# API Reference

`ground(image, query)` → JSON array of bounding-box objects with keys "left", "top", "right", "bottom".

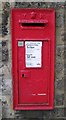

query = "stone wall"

[{"left": 0, "top": 1, "right": 66, "bottom": 120}]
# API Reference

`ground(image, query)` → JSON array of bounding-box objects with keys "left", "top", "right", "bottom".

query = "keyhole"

[{"left": 22, "top": 74, "right": 24, "bottom": 77}]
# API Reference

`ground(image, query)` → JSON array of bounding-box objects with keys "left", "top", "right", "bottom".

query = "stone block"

[
  {"left": 14, "top": 2, "right": 65, "bottom": 9},
  {"left": 15, "top": 110, "right": 43, "bottom": 119},
  {"left": 64, "top": 108, "right": 66, "bottom": 117},
  {"left": 55, "top": 45, "right": 64, "bottom": 80},
  {"left": 2, "top": 62, "right": 12, "bottom": 79},
  {"left": 2, "top": 41, "right": 9, "bottom": 62},
  {"left": 14, "top": 111, "right": 26, "bottom": 119},
  {"left": 43, "top": 108, "right": 64, "bottom": 119},
  {"left": 55, "top": 45, "right": 64, "bottom": 106},
  {"left": 55, "top": 93, "right": 64, "bottom": 106},
  {"left": 0, "top": 100, "right": 2, "bottom": 120},
  {"left": 0, "top": 41, "right": 2, "bottom": 62},
  {"left": 2, "top": 95, "right": 14, "bottom": 118},
  {"left": 56, "top": 8, "right": 64, "bottom": 28},
  {"left": 64, "top": 95, "right": 66, "bottom": 108},
  {"left": 63, "top": 44, "right": 66, "bottom": 103},
  {"left": 2, "top": 2, "right": 10, "bottom": 36},
  {"left": 2, "top": 79, "right": 12, "bottom": 95},
  {"left": 64, "top": 74, "right": 66, "bottom": 107},
  {"left": 56, "top": 27, "right": 64, "bottom": 45},
  {"left": 64, "top": 45, "right": 66, "bottom": 60},
  {"left": 55, "top": 79, "right": 64, "bottom": 91},
  {"left": 0, "top": 76, "right": 2, "bottom": 94}
]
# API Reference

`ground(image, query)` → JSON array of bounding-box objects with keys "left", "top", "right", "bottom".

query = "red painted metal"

[{"left": 11, "top": 8, "right": 55, "bottom": 110}]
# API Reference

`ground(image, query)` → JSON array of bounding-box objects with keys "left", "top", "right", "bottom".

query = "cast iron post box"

[{"left": 11, "top": 9, "right": 55, "bottom": 110}]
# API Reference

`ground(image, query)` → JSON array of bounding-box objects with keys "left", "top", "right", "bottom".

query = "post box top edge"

[{"left": 11, "top": 8, "right": 55, "bottom": 13}]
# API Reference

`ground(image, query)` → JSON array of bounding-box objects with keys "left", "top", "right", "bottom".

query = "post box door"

[
  {"left": 18, "top": 40, "right": 50, "bottom": 105},
  {"left": 12, "top": 8, "right": 55, "bottom": 110}
]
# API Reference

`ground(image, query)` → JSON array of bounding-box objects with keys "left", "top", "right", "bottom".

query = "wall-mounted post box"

[{"left": 11, "top": 9, "right": 55, "bottom": 110}]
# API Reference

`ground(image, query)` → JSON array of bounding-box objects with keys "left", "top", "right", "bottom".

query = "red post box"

[{"left": 11, "top": 8, "right": 55, "bottom": 110}]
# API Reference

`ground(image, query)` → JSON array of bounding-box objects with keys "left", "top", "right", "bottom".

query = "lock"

[
  {"left": 22, "top": 74, "right": 24, "bottom": 78},
  {"left": 21, "top": 70, "right": 30, "bottom": 78}
]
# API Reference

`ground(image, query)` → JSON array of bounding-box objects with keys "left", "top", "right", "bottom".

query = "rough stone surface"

[
  {"left": 2, "top": 41, "right": 9, "bottom": 62},
  {"left": 56, "top": 27, "right": 64, "bottom": 45},
  {"left": 55, "top": 46, "right": 64, "bottom": 79},
  {"left": 1, "top": 1, "right": 66, "bottom": 119},
  {"left": 2, "top": 95, "right": 14, "bottom": 118}
]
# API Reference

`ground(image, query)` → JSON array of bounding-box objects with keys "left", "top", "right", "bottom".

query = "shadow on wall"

[
  {"left": 2, "top": 2, "right": 10, "bottom": 36},
  {"left": 2, "top": 41, "right": 9, "bottom": 62}
]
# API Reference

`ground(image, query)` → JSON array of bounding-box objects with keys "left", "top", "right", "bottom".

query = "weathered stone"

[
  {"left": 64, "top": 108, "right": 66, "bottom": 117},
  {"left": 55, "top": 79, "right": 64, "bottom": 90},
  {"left": 0, "top": 62, "right": 3, "bottom": 78},
  {"left": 2, "top": 41, "right": 9, "bottom": 62},
  {"left": 0, "top": 76, "right": 2, "bottom": 94},
  {"left": 56, "top": 27, "right": 64, "bottom": 45},
  {"left": 55, "top": 45, "right": 64, "bottom": 107},
  {"left": 55, "top": 45, "right": 64, "bottom": 81},
  {"left": 15, "top": 2, "right": 65, "bottom": 9},
  {"left": 56, "top": 9, "right": 64, "bottom": 27},
  {"left": 64, "top": 11, "right": 66, "bottom": 41},
  {"left": 2, "top": 79, "right": 12, "bottom": 95},
  {"left": 60, "top": 44, "right": 66, "bottom": 105},
  {"left": 2, "top": 62, "right": 11, "bottom": 79},
  {"left": 2, "top": 2, "right": 10, "bottom": 36},
  {"left": 0, "top": 41, "right": 2, "bottom": 62},
  {"left": 55, "top": 93, "right": 64, "bottom": 106},
  {"left": 64, "top": 45, "right": 66, "bottom": 60},
  {"left": 2, "top": 95, "right": 15, "bottom": 118},
  {"left": 2, "top": 96, "right": 7, "bottom": 103},
  {"left": 64, "top": 74, "right": 66, "bottom": 107},
  {"left": 15, "top": 110, "right": 43, "bottom": 119},
  {"left": 0, "top": 100, "right": 2, "bottom": 120},
  {"left": 43, "top": 108, "right": 64, "bottom": 119}
]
